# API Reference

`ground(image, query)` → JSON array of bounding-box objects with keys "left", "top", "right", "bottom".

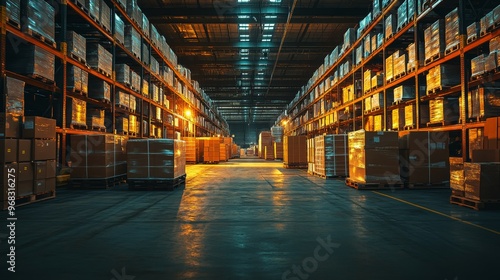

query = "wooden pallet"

[
  {"left": 115, "top": 104, "right": 130, "bottom": 111},
  {"left": 74, "top": 0, "right": 88, "bottom": 13},
  {"left": 3, "top": 191, "right": 56, "bottom": 210},
  {"left": 90, "top": 126, "right": 106, "bottom": 132},
  {"left": 69, "top": 52, "right": 88, "bottom": 65},
  {"left": 444, "top": 44, "right": 460, "bottom": 55},
  {"left": 394, "top": 71, "right": 407, "bottom": 80},
  {"left": 470, "top": 73, "right": 484, "bottom": 81},
  {"left": 6, "top": 17, "right": 21, "bottom": 29},
  {"left": 128, "top": 175, "right": 186, "bottom": 191},
  {"left": 407, "top": 66, "right": 416, "bottom": 73},
  {"left": 427, "top": 85, "right": 450, "bottom": 95},
  {"left": 96, "top": 98, "right": 111, "bottom": 104},
  {"left": 67, "top": 87, "right": 87, "bottom": 97},
  {"left": 371, "top": 106, "right": 381, "bottom": 112},
  {"left": 70, "top": 175, "right": 126, "bottom": 189},
  {"left": 203, "top": 161, "right": 220, "bottom": 164},
  {"left": 283, "top": 163, "right": 307, "bottom": 169},
  {"left": 424, "top": 53, "right": 441, "bottom": 66},
  {"left": 404, "top": 124, "right": 416, "bottom": 130},
  {"left": 128, "top": 132, "right": 138, "bottom": 137},
  {"left": 385, "top": 33, "right": 394, "bottom": 41},
  {"left": 450, "top": 195, "right": 500, "bottom": 211},
  {"left": 407, "top": 182, "right": 449, "bottom": 189},
  {"left": 467, "top": 35, "right": 478, "bottom": 44},
  {"left": 92, "top": 67, "right": 112, "bottom": 78},
  {"left": 117, "top": 130, "right": 129, "bottom": 135},
  {"left": 427, "top": 120, "right": 453, "bottom": 127},
  {"left": 28, "top": 74, "right": 56, "bottom": 85},
  {"left": 313, "top": 172, "right": 347, "bottom": 179},
  {"left": 345, "top": 178, "right": 404, "bottom": 190},
  {"left": 70, "top": 123, "right": 88, "bottom": 130},
  {"left": 24, "top": 29, "right": 57, "bottom": 48}
]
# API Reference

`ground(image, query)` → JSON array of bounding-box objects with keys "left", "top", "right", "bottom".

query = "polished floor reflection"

[{"left": 2, "top": 158, "right": 500, "bottom": 280}]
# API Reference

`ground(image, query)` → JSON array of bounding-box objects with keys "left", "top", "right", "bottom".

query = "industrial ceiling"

[{"left": 139, "top": 0, "right": 372, "bottom": 127}]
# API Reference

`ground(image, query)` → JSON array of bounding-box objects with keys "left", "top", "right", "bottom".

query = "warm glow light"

[
  {"left": 185, "top": 109, "right": 192, "bottom": 118},
  {"left": 282, "top": 120, "right": 288, "bottom": 125}
]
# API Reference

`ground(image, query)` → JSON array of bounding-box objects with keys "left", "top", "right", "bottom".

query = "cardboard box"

[
  {"left": 45, "top": 177, "right": 56, "bottom": 193},
  {"left": 34, "top": 161, "right": 47, "bottom": 180},
  {"left": 32, "top": 139, "right": 56, "bottom": 161},
  {"left": 0, "top": 139, "right": 17, "bottom": 163},
  {"left": 349, "top": 130, "right": 399, "bottom": 149},
  {"left": 22, "top": 116, "right": 56, "bottom": 139},
  {"left": 283, "top": 135, "right": 307, "bottom": 165},
  {"left": 18, "top": 139, "right": 31, "bottom": 162},
  {"left": 472, "top": 149, "right": 500, "bottom": 162},
  {"left": 0, "top": 114, "right": 20, "bottom": 138},
  {"left": 18, "top": 180, "right": 33, "bottom": 197},
  {"left": 484, "top": 116, "right": 500, "bottom": 149},
  {"left": 34, "top": 179, "right": 46, "bottom": 194},
  {"left": 46, "top": 159, "right": 57, "bottom": 178},
  {"left": 464, "top": 162, "right": 500, "bottom": 201},
  {"left": 18, "top": 162, "right": 33, "bottom": 182},
  {"left": 450, "top": 157, "right": 464, "bottom": 196}
]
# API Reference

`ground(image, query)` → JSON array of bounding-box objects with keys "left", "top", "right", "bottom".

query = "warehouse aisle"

[{"left": 3, "top": 159, "right": 500, "bottom": 280}]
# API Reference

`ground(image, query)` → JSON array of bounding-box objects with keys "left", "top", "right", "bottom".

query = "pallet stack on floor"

[
  {"left": 259, "top": 131, "right": 274, "bottom": 160},
  {"left": 127, "top": 139, "right": 186, "bottom": 190},
  {"left": 69, "top": 134, "right": 128, "bottom": 188},
  {"left": 283, "top": 135, "right": 307, "bottom": 169},
  {"left": 313, "top": 134, "right": 348, "bottom": 178}
]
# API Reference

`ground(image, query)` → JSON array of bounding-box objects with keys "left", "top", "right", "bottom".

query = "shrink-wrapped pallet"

[
  {"left": 115, "top": 90, "right": 130, "bottom": 109},
  {"left": 67, "top": 65, "right": 82, "bottom": 93},
  {"left": 3, "top": 77, "right": 25, "bottom": 117},
  {"left": 429, "top": 97, "right": 459, "bottom": 124},
  {"left": 99, "top": 0, "right": 111, "bottom": 32},
  {"left": 87, "top": 44, "right": 112, "bottom": 77},
  {"left": 397, "top": 0, "right": 408, "bottom": 30},
  {"left": 88, "top": 79, "right": 111, "bottom": 102},
  {"left": 67, "top": 31, "right": 87, "bottom": 62},
  {"left": 125, "top": 25, "right": 141, "bottom": 59},
  {"left": 6, "top": 0, "right": 21, "bottom": 27},
  {"left": 24, "top": 0, "right": 55, "bottom": 43},
  {"left": 66, "top": 97, "right": 86, "bottom": 127},
  {"left": 114, "top": 14, "right": 125, "bottom": 45},
  {"left": 393, "top": 85, "right": 415, "bottom": 103},
  {"left": 8, "top": 44, "right": 55, "bottom": 82},
  {"left": 445, "top": 8, "right": 460, "bottom": 52},
  {"left": 86, "top": 108, "right": 105, "bottom": 129},
  {"left": 450, "top": 157, "right": 464, "bottom": 196},
  {"left": 116, "top": 64, "right": 130, "bottom": 85},
  {"left": 471, "top": 54, "right": 485, "bottom": 78},
  {"left": 87, "top": 0, "right": 99, "bottom": 21}
]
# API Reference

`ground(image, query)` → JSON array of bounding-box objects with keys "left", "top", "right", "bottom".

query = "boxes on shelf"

[
  {"left": 116, "top": 64, "right": 130, "bottom": 85},
  {"left": 8, "top": 44, "right": 55, "bottom": 82},
  {"left": 86, "top": 108, "right": 105, "bottom": 129},
  {"left": 407, "top": 0, "right": 415, "bottom": 19},
  {"left": 127, "top": 139, "right": 185, "bottom": 180},
  {"left": 142, "top": 79, "right": 149, "bottom": 97},
  {"left": 2, "top": 76, "right": 25, "bottom": 117},
  {"left": 490, "top": 36, "right": 500, "bottom": 51},
  {"left": 471, "top": 54, "right": 485, "bottom": 78},
  {"left": 151, "top": 57, "right": 160, "bottom": 75},
  {"left": 450, "top": 157, "right": 465, "bottom": 196},
  {"left": 397, "top": 0, "right": 408, "bottom": 30},
  {"left": 363, "top": 70, "right": 372, "bottom": 93},
  {"left": 0, "top": 139, "right": 17, "bottom": 163},
  {"left": 385, "top": 54, "right": 394, "bottom": 82},
  {"left": 129, "top": 115, "right": 138, "bottom": 134},
  {"left": 429, "top": 97, "right": 460, "bottom": 124},
  {"left": 116, "top": 117, "right": 129, "bottom": 134},
  {"left": 371, "top": 93, "right": 384, "bottom": 109},
  {"left": 130, "top": 70, "right": 141, "bottom": 92},
  {"left": 385, "top": 14, "right": 395, "bottom": 40},
  {"left": 87, "top": 0, "right": 99, "bottom": 22},
  {"left": 125, "top": 25, "right": 141, "bottom": 59},
  {"left": 87, "top": 44, "right": 112, "bottom": 77},
  {"left": 6, "top": 0, "right": 21, "bottom": 27},
  {"left": 426, "top": 64, "right": 460, "bottom": 92},
  {"left": 81, "top": 70, "right": 88, "bottom": 94},
  {"left": 445, "top": 8, "right": 460, "bottom": 52},
  {"left": 348, "top": 130, "right": 401, "bottom": 184},
  {"left": 468, "top": 128, "right": 484, "bottom": 160},
  {"left": 484, "top": 51, "right": 497, "bottom": 72},
  {"left": 274, "top": 142, "right": 284, "bottom": 160},
  {"left": 391, "top": 108, "right": 405, "bottom": 130},
  {"left": 484, "top": 116, "right": 500, "bottom": 149},
  {"left": 114, "top": 13, "right": 125, "bottom": 45},
  {"left": 355, "top": 46, "right": 363, "bottom": 65},
  {"left": 142, "top": 13, "right": 150, "bottom": 37},
  {"left": 151, "top": 84, "right": 160, "bottom": 103},
  {"left": 142, "top": 42, "right": 150, "bottom": 65},
  {"left": 372, "top": 0, "right": 381, "bottom": 18},
  {"left": 373, "top": 114, "right": 383, "bottom": 131},
  {"left": 70, "top": 135, "right": 127, "bottom": 179},
  {"left": 66, "top": 97, "right": 87, "bottom": 128},
  {"left": 480, "top": 11, "right": 494, "bottom": 36},
  {"left": 99, "top": 0, "right": 111, "bottom": 32},
  {"left": 393, "top": 85, "right": 415, "bottom": 102},
  {"left": 23, "top": 0, "right": 55, "bottom": 44},
  {"left": 343, "top": 28, "right": 356, "bottom": 50},
  {"left": 424, "top": 19, "right": 445, "bottom": 62},
  {"left": 399, "top": 131, "right": 450, "bottom": 185},
  {"left": 467, "top": 22, "right": 479, "bottom": 43},
  {"left": 67, "top": 65, "right": 82, "bottom": 93},
  {"left": 393, "top": 52, "right": 407, "bottom": 77},
  {"left": 404, "top": 103, "right": 429, "bottom": 127},
  {"left": 468, "top": 86, "right": 500, "bottom": 119},
  {"left": 88, "top": 78, "right": 111, "bottom": 102},
  {"left": 150, "top": 24, "right": 160, "bottom": 47},
  {"left": 464, "top": 162, "right": 500, "bottom": 201},
  {"left": 67, "top": 31, "right": 86, "bottom": 63},
  {"left": 371, "top": 73, "right": 383, "bottom": 89}
]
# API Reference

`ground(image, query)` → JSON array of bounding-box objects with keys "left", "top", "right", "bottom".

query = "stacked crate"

[
  {"left": 393, "top": 85, "right": 415, "bottom": 103},
  {"left": 274, "top": 142, "right": 284, "bottom": 160},
  {"left": 468, "top": 86, "right": 500, "bottom": 120},
  {"left": 114, "top": 14, "right": 125, "bottom": 45},
  {"left": 22, "top": 117, "right": 57, "bottom": 196},
  {"left": 393, "top": 50, "right": 407, "bottom": 77},
  {"left": 8, "top": 44, "right": 55, "bottom": 82},
  {"left": 70, "top": 135, "right": 127, "bottom": 181},
  {"left": 86, "top": 107, "right": 105, "bottom": 130},
  {"left": 314, "top": 134, "right": 348, "bottom": 178},
  {"left": 23, "top": 0, "right": 56, "bottom": 45},
  {"left": 6, "top": 0, "right": 21, "bottom": 28},
  {"left": 307, "top": 138, "right": 315, "bottom": 173},
  {"left": 444, "top": 8, "right": 460, "bottom": 53},
  {"left": 66, "top": 97, "right": 87, "bottom": 128},
  {"left": 283, "top": 135, "right": 307, "bottom": 168},
  {"left": 127, "top": 139, "right": 186, "bottom": 186},
  {"left": 100, "top": 0, "right": 111, "bottom": 32},
  {"left": 391, "top": 108, "right": 405, "bottom": 130},
  {"left": 116, "top": 64, "right": 131, "bottom": 86},
  {"left": 125, "top": 24, "right": 141, "bottom": 59},
  {"left": 424, "top": 19, "right": 445, "bottom": 64},
  {"left": 203, "top": 137, "right": 220, "bottom": 163},
  {"left": 464, "top": 162, "right": 500, "bottom": 202},
  {"left": 87, "top": 44, "right": 113, "bottom": 77},
  {"left": 426, "top": 64, "right": 460, "bottom": 93},
  {"left": 398, "top": 131, "right": 450, "bottom": 186},
  {"left": 450, "top": 157, "right": 465, "bottom": 197},
  {"left": 385, "top": 14, "right": 395, "bottom": 40},
  {"left": 428, "top": 97, "right": 459, "bottom": 124},
  {"left": 67, "top": 31, "right": 87, "bottom": 63},
  {"left": 258, "top": 131, "right": 273, "bottom": 159},
  {"left": 88, "top": 77, "right": 111, "bottom": 102},
  {"left": 347, "top": 130, "right": 401, "bottom": 185},
  {"left": 396, "top": 0, "right": 408, "bottom": 30}
]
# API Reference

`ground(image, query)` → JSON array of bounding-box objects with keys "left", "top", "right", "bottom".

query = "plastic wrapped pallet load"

[
  {"left": 385, "top": 14, "right": 395, "bottom": 40},
  {"left": 363, "top": 70, "right": 371, "bottom": 93},
  {"left": 87, "top": 0, "right": 99, "bottom": 21},
  {"left": 125, "top": 25, "right": 141, "bottom": 59},
  {"left": 468, "top": 86, "right": 500, "bottom": 119},
  {"left": 115, "top": 90, "right": 130, "bottom": 109},
  {"left": 450, "top": 157, "right": 465, "bottom": 196},
  {"left": 429, "top": 97, "right": 459, "bottom": 124},
  {"left": 3, "top": 77, "right": 25, "bottom": 117},
  {"left": 67, "top": 31, "right": 87, "bottom": 62},
  {"left": 24, "top": 0, "right": 55, "bottom": 43},
  {"left": 66, "top": 97, "right": 87, "bottom": 127},
  {"left": 314, "top": 135, "right": 348, "bottom": 177},
  {"left": 86, "top": 108, "right": 105, "bottom": 130},
  {"left": 347, "top": 130, "right": 401, "bottom": 185},
  {"left": 8, "top": 44, "right": 55, "bottom": 81},
  {"left": 127, "top": 139, "right": 186, "bottom": 181},
  {"left": 259, "top": 131, "right": 272, "bottom": 159},
  {"left": 116, "top": 64, "right": 130, "bottom": 85},
  {"left": 87, "top": 44, "right": 112, "bottom": 77},
  {"left": 397, "top": 0, "right": 408, "bottom": 30},
  {"left": 385, "top": 54, "right": 394, "bottom": 82},
  {"left": 467, "top": 22, "right": 479, "bottom": 43},
  {"left": 393, "top": 85, "right": 415, "bottom": 103},
  {"left": 70, "top": 135, "right": 128, "bottom": 180},
  {"left": 88, "top": 78, "right": 111, "bottom": 102},
  {"left": 445, "top": 8, "right": 460, "bottom": 53},
  {"left": 114, "top": 14, "right": 125, "bottom": 45},
  {"left": 398, "top": 131, "right": 450, "bottom": 185},
  {"left": 484, "top": 52, "right": 498, "bottom": 72},
  {"left": 274, "top": 142, "right": 284, "bottom": 159},
  {"left": 99, "top": 0, "right": 111, "bottom": 32},
  {"left": 391, "top": 108, "right": 404, "bottom": 130},
  {"left": 464, "top": 162, "right": 500, "bottom": 201},
  {"left": 6, "top": 0, "right": 21, "bottom": 27},
  {"left": 182, "top": 137, "right": 197, "bottom": 163},
  {"left": 283, "top": 135, "right": 307, "bottom": 168}
]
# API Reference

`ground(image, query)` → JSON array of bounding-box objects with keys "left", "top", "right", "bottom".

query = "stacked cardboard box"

[
  {"left": 391, "top": 108, "right": 405, "bottom": 130},
  {"left": 87, "top": 108, "right": 105, "bottom": 130},
  {"left": 22, "top": 117, "right": 57, "bottom": 195},
  {"left": 424, "top": 19, "right": 445, "bottom": 62},
  {"left": 88, "top": 78, "right": 111, "bottom": 102},
  {"left": 314, "top": 135, "right": 348, "bottom": 177},
  {"left": 397, "top": 0, "right": 408, "bottom": 30},
  {"left": 426, "top": 64, "right": 460, "bottom": 93},
  {"left": 483, "top": 116, "right": 500, "bottom": 150},
  {"left": 468, "top": 86, "right": 500, "bottom": 120},
  {"left": 264, "top": 146, "right": 274, "bottom": 160},
  {"left": 307, "top": 138, "right": 315, "bottom": 173},
  {"left": 398, "top": 131, "right": 450, "bottom": 185},
  {"left": 283, "top": 135, "right": 307, "bottom": 167},
  {"left": 393, "top": 85, "right": 415, "bottom": 103},
  {"left": 259, "top": 131, "right": 272, "bottom": 159},
  {"left": 464, "top": 163, "right": 500, "bottom": 201},
  {"left": 274, "top": 142, "right": 284, "bottom": 160},
  {"left": 70, "top": 134, "right": 127, "bottom": 180},
  {"left": 87, "top": 44, "right": 112, "bottom": 77},
  {"left": 183, "top": 137, "right": 197, "bottom": 163},
  {"left": 202, "top": 137, "right": 220, "bottom": 162},
  {"left": 6, "top": 0, "right": 21, "bottom": 27},
  {"left": 348, "top": 130, "right": 401, "bottom": 184},
  {"left": 404, "top": 103, "right": 429, "bottom": 127},
  {"left": 219, "top": 143, "right": 228, "bottom": 161},
  {"left": 127, "top": 139, "right": 185, "bottom": 180},
  {"left": 445, "top": 8, "right": 460, "bottom": 53},
  {"left": 67, "top": 31, "right": 86, "bottom": 63},
  {"left": 8, "top": 44, "right": 55, "bottom": 82},
  {"left": 429, "top": 97, "right": 459, "bottom": 124},
  {"left": 450, "top": 157, "right": 465, "bottom": 196},
  {"left": 100, "top": 0, "right": 111, "bottom": 32},
  {"left": 116, "top": 64, "right": 131, "bottom": 86},
  {"left": 23, "top": 0, "right": 55, "bottom": 44}
]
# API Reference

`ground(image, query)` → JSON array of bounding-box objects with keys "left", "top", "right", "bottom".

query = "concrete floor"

[{"left": 1, "top": 158, "right": 500, "bottom": 280}]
